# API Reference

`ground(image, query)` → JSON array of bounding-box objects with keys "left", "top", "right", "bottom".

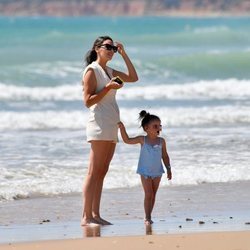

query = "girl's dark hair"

[
  {"left": 139, "top": 110, "right": 161, "bottom": 129},
  {"left": 85, "top": 36, "right": 113, "bottom": 66}
]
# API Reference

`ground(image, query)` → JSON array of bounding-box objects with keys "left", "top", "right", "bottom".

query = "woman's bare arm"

[
  {"left": 113, "top": 43, "right": 138, "bottom": 83},
  {"left": 83, "top": 69, "right": 122, "bottom": 108}
]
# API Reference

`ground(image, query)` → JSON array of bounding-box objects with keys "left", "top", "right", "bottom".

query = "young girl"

[{"left": 118, "top": 110, "right": 172, "bottom": 225}]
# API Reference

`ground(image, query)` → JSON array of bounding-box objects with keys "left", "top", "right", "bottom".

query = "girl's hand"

[
  {"left": 117, "top": 121, "right": 125, "bottom": 129},
  {"left": 167, "top": 169, "right": 172, "bottom": 180}
]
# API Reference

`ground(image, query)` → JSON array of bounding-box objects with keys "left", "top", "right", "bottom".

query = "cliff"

[{"left": 0, "top": 0, "right": 250, "bottom": 16}]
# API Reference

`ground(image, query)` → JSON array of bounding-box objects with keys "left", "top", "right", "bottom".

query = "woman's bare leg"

[
  {"left": 81, "top": 143, "right": 99, "bottom": 226},
  {"left": 92, "top": 142, "right": 116, "bottom": 225},
  {"left": 81, "top": 141, "right": 115, "bottom": 226}
]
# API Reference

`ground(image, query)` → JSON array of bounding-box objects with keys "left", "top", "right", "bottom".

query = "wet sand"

[
  {"left": 0, "top": 181, "right": 250, "bottom": 244},
  {"left": 1, "top": 231, "right": 250, "bottom": 250}
]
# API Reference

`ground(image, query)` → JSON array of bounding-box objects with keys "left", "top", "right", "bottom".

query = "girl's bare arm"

[
  {"left": 118, "top": 122, "right": 143, "bottom": 145},
  {"left": 162, "top": 138, "right": 172, "bottom": 180}
]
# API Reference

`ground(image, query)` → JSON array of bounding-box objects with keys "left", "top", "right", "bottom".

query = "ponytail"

[
  {"left": 85, "top": 49, "right": 97, "bottom": 66},
  {"left": 139, "top": 110, "right": 160, "bottom": 129},
  {"left": 139, "top": 110, "right": 149, "bottom": 120}
]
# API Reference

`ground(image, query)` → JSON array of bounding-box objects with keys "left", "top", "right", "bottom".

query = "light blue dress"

[{"left": 137, "top": 136, "right": 165, "bottom": 178}]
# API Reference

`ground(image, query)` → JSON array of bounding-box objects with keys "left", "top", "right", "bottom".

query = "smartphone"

[{"left": 113, "top": 76, "right": 124, "bottom": 84}]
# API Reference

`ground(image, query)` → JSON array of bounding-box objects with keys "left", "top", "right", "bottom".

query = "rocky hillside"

[{"left": 0, "top": 0, "right": 249, "bottom": 16}]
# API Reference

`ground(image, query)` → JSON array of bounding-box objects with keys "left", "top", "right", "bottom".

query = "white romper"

[{"left": 83, "top": 61, "right": 120, "bottom": 142}]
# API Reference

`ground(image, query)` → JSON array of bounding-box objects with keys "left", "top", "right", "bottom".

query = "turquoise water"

[
  {"left": 0, "top": 16, "right": 250, "bottom": 200},
  {"left": 1, "top": 16, "right": 250, "bottom": 84}
]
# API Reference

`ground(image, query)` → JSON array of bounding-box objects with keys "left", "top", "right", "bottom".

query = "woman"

[{"left": 81, "top": 36, "right": 138, "bottom": 226}]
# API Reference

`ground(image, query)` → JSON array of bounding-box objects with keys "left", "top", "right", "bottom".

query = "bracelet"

[{"left": 166, "top": 165, "right": 171, "bottom": 170}]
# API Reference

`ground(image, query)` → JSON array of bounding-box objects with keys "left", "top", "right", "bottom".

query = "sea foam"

[
  {"left": 1, "top": 105, "right": 250, "bottom": 131},
  {"left": 1, "top": 153, "right": 249, "bottom": 201},
  {"left": 1, "top": 79, "right": 250, "bottom": 101}
]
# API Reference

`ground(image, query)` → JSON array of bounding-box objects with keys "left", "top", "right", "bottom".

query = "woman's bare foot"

[
  {"left": 81, "top": 218, "right": 99, "bottom": 226},
  {"left": 93, "top": 216, "right": 112, "bottom": 225}
]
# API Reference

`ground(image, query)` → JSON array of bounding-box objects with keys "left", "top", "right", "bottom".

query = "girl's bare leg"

[
  {"left": 140, "top": 176, "right": 153, "bottom": 223},
  {"left": 140, "top": 176, "right": 161, "bottom": 224},
  {"left": 81, "top": 141, "right": 116, "bottom": 226},
  {"left": 151, "top": 177, "right": 161, "bottom": 215}
]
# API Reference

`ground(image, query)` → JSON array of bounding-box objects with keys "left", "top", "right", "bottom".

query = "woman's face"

[{"left": 96, "top": 39, "right": 117, "bottom": 61}]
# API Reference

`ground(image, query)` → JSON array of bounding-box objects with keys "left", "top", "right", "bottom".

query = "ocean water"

[{"left": 0, "top": 16, "right": 250, "bottom": 201}]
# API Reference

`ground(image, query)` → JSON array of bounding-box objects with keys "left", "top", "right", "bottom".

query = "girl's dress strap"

[{"left": 160, "top": 137, "right": 162, "bottom": 146}]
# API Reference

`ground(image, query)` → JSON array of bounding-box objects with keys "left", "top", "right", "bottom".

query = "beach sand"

[
  {"left": 0, "top": 231, "right": 250, "bottom": 250},
  {"left": 0, "top": 181, "right": 250, "bottom": 248}
]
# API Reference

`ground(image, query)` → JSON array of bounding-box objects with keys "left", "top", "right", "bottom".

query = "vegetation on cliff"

[{"left": 0, "top": 0, "right": 249, "bottom": 16}]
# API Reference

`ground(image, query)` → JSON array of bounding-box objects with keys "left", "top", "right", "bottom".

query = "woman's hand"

[
  {"left": 106, "top": 78, "right": 123, "bottom": 90},
  {"left": 115, "top": 41, "right": 126, "bottom": 56}
]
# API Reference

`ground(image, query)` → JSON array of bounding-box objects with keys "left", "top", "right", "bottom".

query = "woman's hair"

[
  {"left": 85, "top": 36, "right": 113, "bottom": 66},
  {"left": 139, "top": 110, "right": 161, "bottom": 129}
]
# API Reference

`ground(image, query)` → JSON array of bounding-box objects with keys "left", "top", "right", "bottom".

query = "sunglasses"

[{"left": 99, "top": 44, "right": 118, "bottom": 53}]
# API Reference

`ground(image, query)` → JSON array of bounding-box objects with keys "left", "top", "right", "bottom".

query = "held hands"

[{"left": 117, "top": 121, "right": 125, "bottom": 129}]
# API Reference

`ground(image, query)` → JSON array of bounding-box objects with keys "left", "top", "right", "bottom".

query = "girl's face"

[
  {"left": 96, "top": 39, "right": 117, "bottom": 61},
  {"left": 144, "top": 119, "right": 162, "bottom": 137}
]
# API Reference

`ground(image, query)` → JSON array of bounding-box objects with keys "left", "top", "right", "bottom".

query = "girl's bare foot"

[
  {"left": 93, "top": 216, "right": 112, "bottom": 225},
  {"left": 144, "top": 219, "right": 153, "bottom": 225},
  {"left": 81, "top": 218, "right": 99, "bottom": 226}
]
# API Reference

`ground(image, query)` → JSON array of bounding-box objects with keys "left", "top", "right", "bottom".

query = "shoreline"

[
  {"left": 1, "top": 218, "right": 250, "bottom": 244},
  {"left": 1, "top": 181, "right": 250, "bottom": 244}
]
